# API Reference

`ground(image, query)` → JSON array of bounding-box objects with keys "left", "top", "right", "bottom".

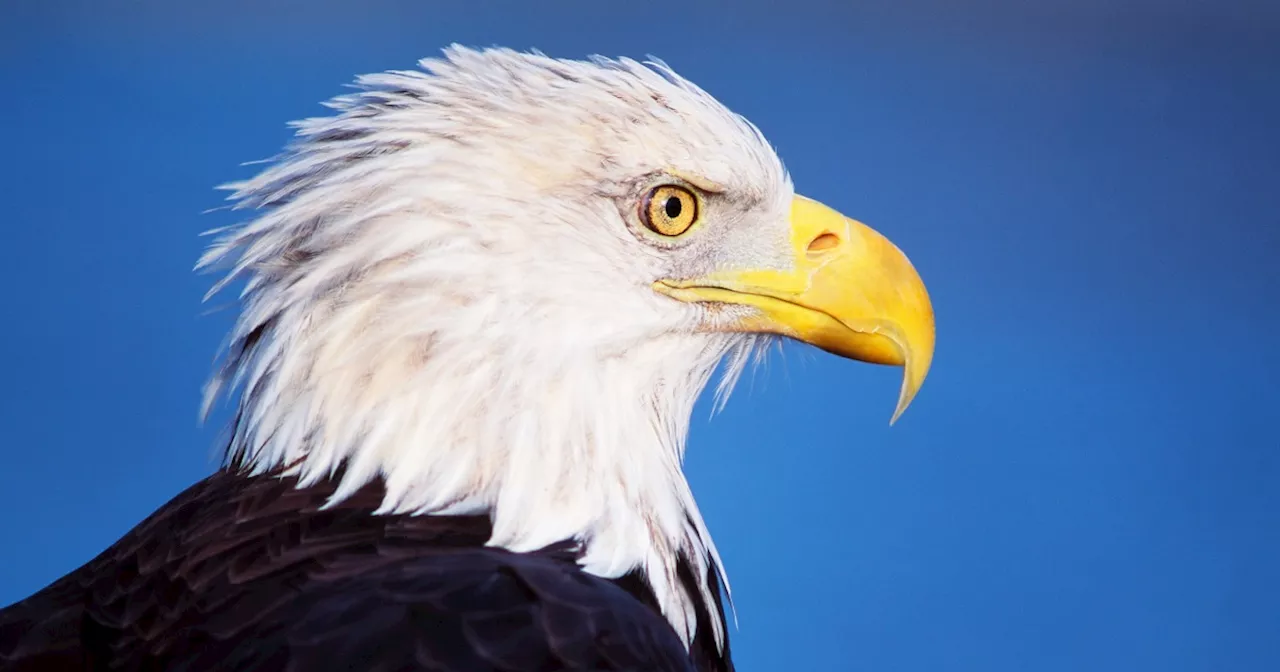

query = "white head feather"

[{"left": 198, "top": 45, "right": 792, "bottom": 649}]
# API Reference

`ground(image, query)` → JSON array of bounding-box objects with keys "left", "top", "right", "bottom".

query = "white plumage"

[{"left": 198, "top": 46, "right": 794, "bottom": 648}]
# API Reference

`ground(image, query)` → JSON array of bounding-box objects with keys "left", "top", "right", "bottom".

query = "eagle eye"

[{"left": 641, "top": 185, "right": 699, "bottom": 237}]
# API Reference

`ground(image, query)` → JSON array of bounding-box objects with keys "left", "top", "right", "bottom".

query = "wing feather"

[{"left": 0, "top": 471, "right": 717, "bottom": 671}]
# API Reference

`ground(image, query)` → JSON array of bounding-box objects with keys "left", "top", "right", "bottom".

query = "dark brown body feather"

[{"left": 0, "top": 470, "right": 733, "bottom": 671}]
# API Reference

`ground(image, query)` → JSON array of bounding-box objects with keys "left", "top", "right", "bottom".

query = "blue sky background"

[{"left": 1, "top": 2, "right": 1277, "bottom": 670}]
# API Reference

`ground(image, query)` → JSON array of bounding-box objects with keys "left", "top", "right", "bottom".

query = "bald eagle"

[{"left": 0, "top": 47, "right": 934, "bottom": 671}]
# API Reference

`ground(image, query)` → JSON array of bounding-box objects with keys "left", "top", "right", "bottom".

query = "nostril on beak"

[{"left": 807, "top": 232, "right": 840, "bottom": 254}]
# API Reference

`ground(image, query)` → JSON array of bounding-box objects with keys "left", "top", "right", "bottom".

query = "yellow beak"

[{"left": 656, "top": 195, "right": 935, "bottom": 423}]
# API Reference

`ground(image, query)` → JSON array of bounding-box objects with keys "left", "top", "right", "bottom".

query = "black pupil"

[{"left": 664, "top": 196, "right": 682, "bottom": 219}]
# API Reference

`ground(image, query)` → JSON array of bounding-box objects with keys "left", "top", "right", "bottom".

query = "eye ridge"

[{"left": 641, "top": 184, "right": 699, "bottom": 237}]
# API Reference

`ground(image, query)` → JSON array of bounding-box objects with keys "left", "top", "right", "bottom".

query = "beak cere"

[{"left": 655, "top": 195, "right": 936, "bottom": 423}]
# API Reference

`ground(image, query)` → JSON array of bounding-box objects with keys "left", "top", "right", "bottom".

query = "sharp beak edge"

[{"left": 656, "top": 195, "right": 935, "bottom": 424}]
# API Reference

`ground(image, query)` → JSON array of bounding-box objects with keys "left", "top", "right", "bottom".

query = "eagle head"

[{"left": 199, "top": 46, "right": 934, "bottom": 648}]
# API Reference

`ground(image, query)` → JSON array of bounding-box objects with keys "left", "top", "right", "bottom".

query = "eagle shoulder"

[{"left": 1, "top": 470, "right": 728, "bottom": 671}]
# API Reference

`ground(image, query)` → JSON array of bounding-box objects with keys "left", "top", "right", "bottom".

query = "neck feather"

[{"left": 209, "top": 280, "right": 762, "bottom": 646}]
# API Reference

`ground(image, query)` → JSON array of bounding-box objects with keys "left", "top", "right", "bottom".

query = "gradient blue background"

[{"left": 2, "top": 2, "right": 1277, "bottom": 670}]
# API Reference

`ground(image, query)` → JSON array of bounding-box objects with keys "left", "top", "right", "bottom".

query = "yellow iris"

[{"left": 643, "top": 185, "right": 699, "bottom": 236}]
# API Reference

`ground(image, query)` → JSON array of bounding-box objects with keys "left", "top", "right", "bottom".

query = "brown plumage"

[{"left": 0, "top": 469, "right": 732, "bottom": 671}]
